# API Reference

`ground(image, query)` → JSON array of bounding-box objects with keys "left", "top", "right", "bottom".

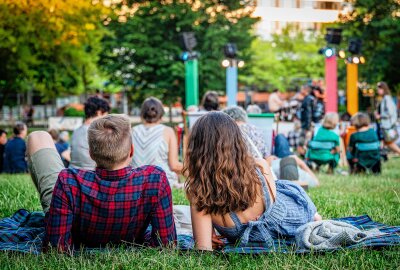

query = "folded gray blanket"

[{"left": 296, "top": 220, "right": 384, "bottom": 250}]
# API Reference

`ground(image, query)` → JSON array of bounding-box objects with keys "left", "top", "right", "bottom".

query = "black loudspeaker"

[
  {"left": 181, "top": 32, "right": 197, "bottom": 52},
  {"left": 348, "top": 39, "right": 362, "bottom": 54},
  {"left": 325, "top": 28, "right": 342, "bottom": 45},
  {"left": 224, "top": 43, "right": 237, "bottom": 58}
]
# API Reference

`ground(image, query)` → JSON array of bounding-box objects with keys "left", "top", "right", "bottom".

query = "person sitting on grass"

[
  {"left": 3, "top": 122, "right": 28, "bottom": 174},
  {"left": 69, "top": 96, "right": 110, "bottom": 170},
  {"left": 200, "top": 91, "right": 220, "bottom": 112},
  {"left": 347, "top": 112, "right": 381, "bottom": 174},
  {"left": 131, "top": 97, "right": 183, "bottom": 188},
  {"left": 184, "top": 112, "right": 321, "bottom": 251},
  {"left": 27, "top": 115, "right": 176, "bottom": 253},
  {"left": 0, "top": 129, "right": 8, "bottom": 173}
]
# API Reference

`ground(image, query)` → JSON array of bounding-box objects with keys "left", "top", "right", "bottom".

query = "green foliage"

[
  {"left": 339, "top": 0, "right": 400, "bottom": 93},
  {"left": 63, "top": 107, "right": 85, "bottom": 117},
  {"left": 244, "top": 26, "right": 325, "bottom": 91},
  {"left": 100, "top": 1, "right": 258, "bottom": 106},
  {"left": 0, "top": 0, "right": 109, "bottom": 108}
]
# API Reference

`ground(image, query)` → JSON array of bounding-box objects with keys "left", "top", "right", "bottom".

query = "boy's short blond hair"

[
  {"left": 88, "top": 114, "right": 132, "bottom": 169},
  {"left": 322, "top": 113, "right": 339, "bottom": 130}
]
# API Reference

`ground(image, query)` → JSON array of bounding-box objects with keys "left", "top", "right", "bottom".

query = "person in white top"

[
  {"left": 131, "top": 97, "right": 183, "bottom": 188},
  {"left": 268, "top": 89, "right": 284, "bottom": 113}
]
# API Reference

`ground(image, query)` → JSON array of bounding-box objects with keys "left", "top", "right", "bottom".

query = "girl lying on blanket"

[{"left": 183, "top": 112, "right": 322, "bottom": 250}]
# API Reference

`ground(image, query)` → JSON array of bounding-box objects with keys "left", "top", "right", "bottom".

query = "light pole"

[
  {"left": 184, "top": 56, "right": 199, "bottom": 108},
  {"left": 180, "top": 32, "right": 199, "bottom": 108},
  {"left": 222, "top": 43, "right": 244, "bottom": 107},
  {"left": 318, "top": 28, "right": 342, "bottom": 113},
  {"left": 344, "top": 39, "right": 365, "bottom": 115}
]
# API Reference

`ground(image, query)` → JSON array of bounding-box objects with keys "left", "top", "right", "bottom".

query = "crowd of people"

[{"left": 0, "top": 81, "right": 398, "bottom": 253}]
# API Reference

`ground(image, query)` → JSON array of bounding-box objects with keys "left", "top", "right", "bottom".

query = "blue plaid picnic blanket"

[{"left": 0, "top": 209, "right": 399, "bottom": 254}]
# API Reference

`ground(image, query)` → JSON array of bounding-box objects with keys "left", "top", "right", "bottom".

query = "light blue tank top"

[{"left": 213, "top": 169, "right": 317, "bottom": 247}]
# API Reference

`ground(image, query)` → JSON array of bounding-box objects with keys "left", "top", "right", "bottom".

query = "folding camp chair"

[
  {"left": 351, "top": 141, "right": 381, "bottom": 174},
  {"left": 306, "top": 140, "right": 337, "bottom": 172}
]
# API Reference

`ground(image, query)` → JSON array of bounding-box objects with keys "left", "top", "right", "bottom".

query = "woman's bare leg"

[{"left": 387, "top": 142, "right": 400, "bottom": 154}]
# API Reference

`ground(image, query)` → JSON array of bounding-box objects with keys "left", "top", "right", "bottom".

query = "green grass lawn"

[{"left": 0, "top": 160, "right": 399, "bottom": 269}]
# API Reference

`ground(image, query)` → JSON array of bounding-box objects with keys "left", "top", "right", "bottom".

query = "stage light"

[
  {"left": 237, "top": 60, "right": 245, "bottom": 68},
  {"left": 359, "top": 56, "right": 366, "bottom": 64},
  {"left": 324, "top": 48, "right": 334, "bottom": 58},
  {"left": 346, "top": 57, "right": 353, "bottom": 63},
  {"left": 222, "top": 59, "right": 230, "bottom": 68},
  {"left": 318, "top": 47, "right": 335, "bottom": 58},
  {"left": 352, "top": 56, "right": 360, "bottom": 64},
  {"left": 181, "top": 52, "right": 189, "bottom": 61},
  {"left": 338, "top": 49, "right": 346, "bottom": 59}
]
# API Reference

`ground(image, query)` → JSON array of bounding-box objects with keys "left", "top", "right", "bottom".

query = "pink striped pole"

[{"left": 325, "top": 56, "right": 338, "bottom": 113}]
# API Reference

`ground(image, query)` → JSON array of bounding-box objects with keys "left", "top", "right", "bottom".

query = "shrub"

[{"left": 63, "top": 107, "right": 85, "bottom": 117}]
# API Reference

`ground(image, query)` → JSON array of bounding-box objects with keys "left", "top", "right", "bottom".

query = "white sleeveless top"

[{"left": 131, "top": 124, "right": 178, "bottom": 186}]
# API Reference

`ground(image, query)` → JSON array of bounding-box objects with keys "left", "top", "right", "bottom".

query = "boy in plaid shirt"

[{"left": 27, "top": 115, "right": 176, "bottom": 253}]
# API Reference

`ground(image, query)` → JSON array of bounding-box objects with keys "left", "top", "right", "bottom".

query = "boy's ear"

[{"left": 129, "top": 144, "right": 134, "bottom": 158}]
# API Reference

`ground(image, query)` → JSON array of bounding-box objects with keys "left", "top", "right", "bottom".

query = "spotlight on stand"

[
  {"left": 352, "top": 56, "right": 360, "bottom": 64},
  {"left": 325, "top": 48, "right": 334, "bottom": 58},
  {"left": 338, "top": 49, "right": 346, "bottom": 59},
  {"left": 359, "top": 56, "right": 366, "bottom": 64},
  {"left": 180, "top": 51, "right": 199, "bottom": 61},
  {"left": 346, "top": 56, "right": 353, "bottom": 64},
  {"left": 221, "top": 59, "right": 230, "bottom": 68},
  {"left": 237, "top": 60, "right": 245, "bottom": 68},
  {"left": 319, "top": 47, "right": 335, "bottom": 58},
  {"left": 181, "top": 52, "right": 189, "bottom": 61}
]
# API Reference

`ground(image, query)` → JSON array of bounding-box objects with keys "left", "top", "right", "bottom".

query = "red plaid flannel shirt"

[{"left": 43, "top": 165, "right": 176, "bottom": 252}]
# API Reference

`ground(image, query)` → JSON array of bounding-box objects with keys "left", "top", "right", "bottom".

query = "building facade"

[{"left": 254, "top": 0, "right": 349, "bottom": 38}]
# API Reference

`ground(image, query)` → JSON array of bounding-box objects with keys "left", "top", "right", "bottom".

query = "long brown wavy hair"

[{"left": 183, "top": 112, "right": 261, "bottom": 215}]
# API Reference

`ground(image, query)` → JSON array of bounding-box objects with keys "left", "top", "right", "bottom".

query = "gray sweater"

[
  {"left": 295, "top": 220, "right": 383, "bottom": 251},
  {"left": 380, "top": 95, "right": 398, "bottom": 129}
]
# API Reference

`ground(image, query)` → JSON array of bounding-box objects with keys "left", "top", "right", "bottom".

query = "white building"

[{"left": 254, "top": 0, "right": 349, "bottom": 39}]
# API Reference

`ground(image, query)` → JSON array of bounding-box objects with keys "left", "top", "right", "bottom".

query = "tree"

[
  {"left": 100, "top": 0, "right": 259, "bottom": 106},
  {"left": 339, "top": 0, "right": 400, "bottom": 93},
  {"left": 244, "top": 26, "right": 325, "bottom": 91},
  {"left": 0, "top": 0, "right": 108, "bottom": 110}
]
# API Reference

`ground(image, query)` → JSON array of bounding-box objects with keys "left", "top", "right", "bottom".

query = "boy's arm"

[
  {"left": 150, "top": 172, "right": 177, "bottom": 247},
  {"left": 44, "top": 172, "right": 74, "bottom": 253}
]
